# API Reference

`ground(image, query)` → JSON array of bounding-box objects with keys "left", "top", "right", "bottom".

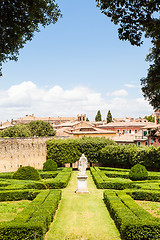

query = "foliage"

[
  {"left": 90, "top": 167, "right": 137, "bottom": 190},
  {"left": 95, "top": 110, "right": 102, "bottom": 121},
  {"left": 86, "top": 117, "right": 89, "bottom": 121},
  {"left": 106, "top": 110, "right": 112, "bottom": 123},
  {"left": 12, "top": 166, "right": 41, "bottom": 181},
  {"left": 96, "top": 0, "right": 160, "bottom": 109},
  {"left": 28, "top": 120, "right": 55, "bottom": 137},
  {"left": 0, "top": 190, "right": 39, "bottom": 201},
  {"left": 129, "top": 164, "right": 148, "bottom": 181},
  {"left": 0, "top": 120, "right": 55, "bottom": 137},
  {"left": 0, "top": 124, "right": 31, "bottom": 138},
  {"left": 0, "top": 189, "right": 61, "bottom": 239},
  {"left": 0, "top": 0, "right": 61, "bottom": 76},
  {"left": 145, "top": 115, "right": 155, "bottom": 123},
  {"left": 103, "top": 190, "right": 160, "bottom": 240},
  {"left": 47, "top": 137, "right": 116, "bottom": 164},
  {"left": 43, "top": 159, "right": 57, "bottom": 171},
  {"left": 39, "top": 171, "right": 58, "bottom": 179},
  {"left": 44, "top": 167, "right": 72, "bottom": 189}
]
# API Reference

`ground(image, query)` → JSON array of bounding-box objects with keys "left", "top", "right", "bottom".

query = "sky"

[{"left": 0, "top": 0, "right": 154, "bottom": 122}]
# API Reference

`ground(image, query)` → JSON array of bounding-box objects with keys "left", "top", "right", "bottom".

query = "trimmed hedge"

[
  {"left": 43, "top": 159, "right": 57, "bottom": 171},
  {"left": 12, "top": 166, "right": 41, "bottom": 181},
  {"left": 90, "top": 167, "right": 139, "bottom": 190},
  {"left": 103, "top": 190, "right": 160, "bottom": 240},
  {"left": 129, "top": 164, "right": 148, "bottom": 181},
  {"left": 47, "top": 137, "right": 116, "bottom": 164},
  {"left": 39, "top": 171, "right": 58, "bottom": 179},
  {"left": 128, "top": 189, "right": 160, "bottom": 202},
  {"left": 0, "top": 189, "right": 61, "bottom": 240},
  {"left": 44, "top": 167, "right": 72, "bottom": 189},
  {"left": 0, "top": 189, "right": 40, "bottom": 201}
]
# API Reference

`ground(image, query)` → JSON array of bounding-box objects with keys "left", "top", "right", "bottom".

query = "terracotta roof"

[{"left": 97, "top": 122, "right": 146, "bottom": 127}]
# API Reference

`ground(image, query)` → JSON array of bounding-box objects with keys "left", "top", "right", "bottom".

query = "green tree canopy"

[
  {"left": 28, "top": 120, "right": 56, "bottom": 137},
  {"left": 107, "top": 110, "right": 112, "bottom": 123},
  {"left": 96, "top": 0, "right": 160, "bottom": 109},
  {"left": 0, "top": 124, "right": 31, "bottom": 138},
  {"left": 145, "top": 115, "right": 155, "bottom": 123},
  {"left": 0, "top": 0, "right": 61, "bottom": 76},
  {"left": 95, "top": 110, "right": 102, "bottom": 121},
  {"left": 0, "top": 120, "right": 55, "bottom": 137}
]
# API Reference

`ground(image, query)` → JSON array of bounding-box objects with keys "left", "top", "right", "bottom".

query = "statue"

[
  {"left": 76, "top": 153, "right": 89, "bottom": 194},
  {"left": 78, "top": 153, "right": 88, "bottom": 176}
]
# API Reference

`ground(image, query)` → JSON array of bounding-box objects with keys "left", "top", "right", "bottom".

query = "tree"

[
  {"left": 86, "top": 117, "right": 89, "bottom": 121},
  {"left": 107, "top": 110, "right": 112, "bottom": 123},
  {"left": 28, "top": 120, "right": 56, "bottom": 137},
  {"left": 96, "top": 0, "right": 160, "bottom": 109},
  {"left": 0, "top": 0, "right": 61, "bottom": 76},
  {"left": 0, "top": 120, "right": 55, "bottom": 137},
  {"left": 95, "top": 110, "right": 102, "bottom": 121},
  {"left": 0, "top": 124, "right": 31, "bottom": 138},
  {"left": 145, "top": 115, "right": 155, "bottom": 123}
]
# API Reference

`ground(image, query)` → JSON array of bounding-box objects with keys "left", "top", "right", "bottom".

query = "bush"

[
  {"left": 43, "top": 159, "right": 57, "bottom": 171},
  {"left": 129, "top": 164, "right": 148, "bottom": 181},
  {"left": 0, "top": 190, "right": 61, "bottom": 240},
  {"left": 103, "top": 190, "right": 160, "bottom": 240},
  {"left": 12, "top": 166, "right": 41, "bottom": 181}
]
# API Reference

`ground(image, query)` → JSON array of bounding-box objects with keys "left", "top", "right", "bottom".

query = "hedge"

[
  {"left": 0, "top": 189, "right": 61, "bottom": 240},
  {"left": 47, "top": 137, "right": 116, "bottom": 164},
  {"left": 0, "top": 189, "right": 40, "bottom": 201},
  {"left": 44, "top": 167, "right": 72, "bottom": 189},
  {"left": 90, "top": 167, "right": 139, "bottom": 190},
  {"left": 103, "top": 190, "right": 160, "bottom": 240},
  {"left": 0, "top": 179, "right": 47, "bottom": 191},
  {"left": 39, "top": 171, "right": 58, "bottom": 179},
  {"left": 127, "top": 190, "right": 160, "bottom": 202}
]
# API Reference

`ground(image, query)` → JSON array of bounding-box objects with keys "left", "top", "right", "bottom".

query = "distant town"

[{"left": 1, "top": 111, "right": 160, "bottom": 147}]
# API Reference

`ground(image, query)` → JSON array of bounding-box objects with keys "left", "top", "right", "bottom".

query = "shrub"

[
  {"left": 129, "top": 164, "right": 148, "bottom": 181},
  {"left": 43, "top": 159, "right": 57, "bottom": 171},
  {"left": 12, "top": 166, "right": 41, "bottom": 181}
]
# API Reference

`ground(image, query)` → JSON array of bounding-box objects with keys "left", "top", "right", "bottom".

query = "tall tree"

[
  {"left": 107, "top": 110, "right": 112, "bottom": 123},
  {"left": 96, "top": 0, "right": 160, "bottom": 109},
  {"left": 95, "top": 110, "right": 102, "bottom": 121},
  {"left": 0, "top": 0, "right": 61, "bottom": 76}
]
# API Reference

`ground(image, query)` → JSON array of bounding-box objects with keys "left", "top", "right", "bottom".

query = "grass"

[
  {"left": 136, "top": 200, "right": 160, "bottom": 218},
  {"left": 0, "top": 200, "right": 31, "bottom": 222},
  {"left": 45, "top": 171, "right": 121, "bottom": 240}
]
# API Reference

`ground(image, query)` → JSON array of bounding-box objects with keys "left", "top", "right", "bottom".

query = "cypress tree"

[{"left": 107, "top": 110, "right": 112, "bottom": 123}]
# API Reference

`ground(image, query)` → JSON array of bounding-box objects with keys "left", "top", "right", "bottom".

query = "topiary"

[
  {"left": 12, "top": 166, "right": 41, "bottom": 181},
  {"left": 129, "top": 164, "right": 148, "bottom": 181},
  {"left": 43, "top": 159, "right": 57, "bottom": 171}
]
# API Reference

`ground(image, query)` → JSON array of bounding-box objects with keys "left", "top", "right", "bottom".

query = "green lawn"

[
  {"left": 46, "top": 171, "right": 121, "bottom": 240},
  {"left": 0, "top": 200, "right": 30, "bottom": 222}
]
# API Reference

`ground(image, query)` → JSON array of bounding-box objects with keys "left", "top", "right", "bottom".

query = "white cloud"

[
  {"left": 0, "top": 81, "right": 154, "bottom": 121},
  {"left": 107, "top": 89, "right": 128, "bottom": 97},
  {"left": 124, "top": 84, "right": 139, "bottom": 88}
]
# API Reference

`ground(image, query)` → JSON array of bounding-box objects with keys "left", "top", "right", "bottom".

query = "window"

[
  {"left": 135, "top": 129, "right": 137, "bottom": 133},
  {"left": 145, "top": 142, "right": 148, "bottom": 146},
  {"left": 138, "top": 141, "right": 141, "bottom": 146},
  {"left": 123, "top": 129, "right": 125, "bottom": 133},
  {"left": 129, "top": 129, "right": 131, "bottom": 133},
  {"left": 144, "top": 131, "right": 147, "bottom": 136},
  {"left": 117, "top": 129, "right": 120, "bottom": 133},
  {"left": 151, "top": 138, "right": 154, "bottom": 144}
]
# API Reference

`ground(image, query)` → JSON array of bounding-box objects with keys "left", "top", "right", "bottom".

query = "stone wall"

[{"left": 0, "top": 137, "right": 51, "bottom": 173}]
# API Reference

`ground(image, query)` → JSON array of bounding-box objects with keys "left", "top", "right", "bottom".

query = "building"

[
  {"left": 12, "top": 114, "right": 77, "bottom": 125},
  {"left": 0, "top": 121, "right": 13, "bottom": 130}
]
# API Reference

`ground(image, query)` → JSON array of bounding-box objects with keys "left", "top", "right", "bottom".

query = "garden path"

[{"left": 45, "top": 171, "right": 121, "bottom": 240}]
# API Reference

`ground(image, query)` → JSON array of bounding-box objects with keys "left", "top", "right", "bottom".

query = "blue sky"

[{"left": 1, "top": 0, "right": 154, "bottom": 121}]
